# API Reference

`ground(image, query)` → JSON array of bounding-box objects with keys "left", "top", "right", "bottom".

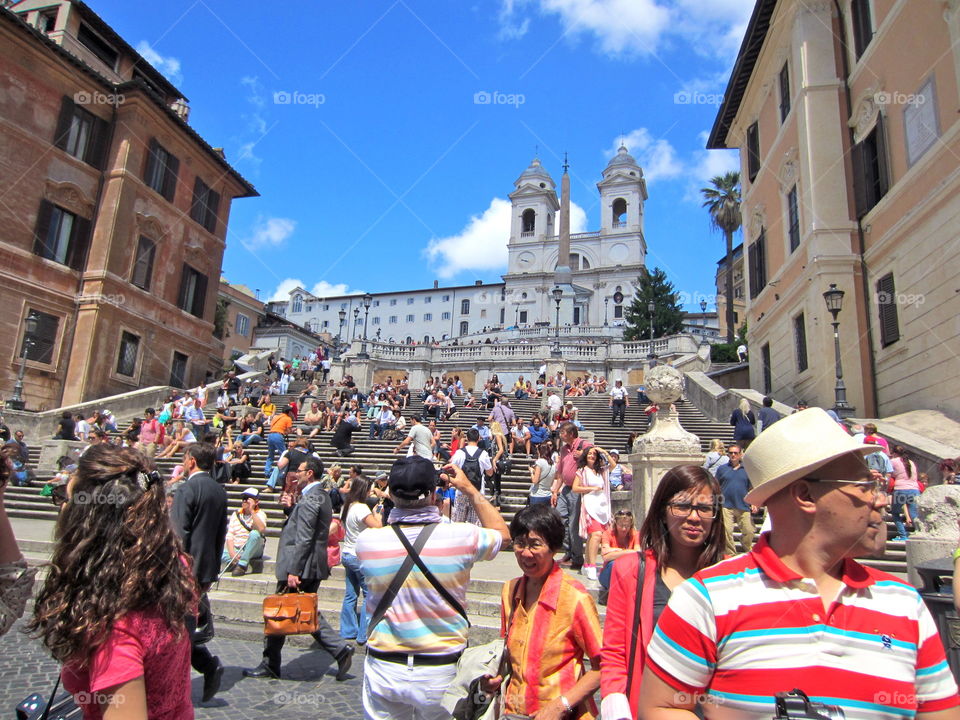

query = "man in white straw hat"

[{"left": 638, "top": 408, "right": 959, "bottom": 719}]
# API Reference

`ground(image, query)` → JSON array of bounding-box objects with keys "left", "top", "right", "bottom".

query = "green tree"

[
  {"left": 623, "top": 267, "right": 685, "bottom": 341},
  {"left": 213, "top": 297, "right": 231, "bottom": 340},
  {"left": 701, "top": 171, "right": 742, "bottom": 343}
]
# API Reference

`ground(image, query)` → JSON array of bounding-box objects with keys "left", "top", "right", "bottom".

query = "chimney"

[
  {"left": 475, "top": 280, "right": 482, "bottom": 286},
  {"left": 433, "top": 280, "right": 438, "bottom": 289},
  {"left": 170, "top": 98, "right": 190, "bottom": 121}
]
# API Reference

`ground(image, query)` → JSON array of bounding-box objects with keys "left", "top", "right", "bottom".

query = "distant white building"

[{"left": 273, "top": 148, "right": 648, "bottom": 342}]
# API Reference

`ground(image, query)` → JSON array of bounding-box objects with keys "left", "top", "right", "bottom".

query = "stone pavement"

[{"left": 0, "top": 618, "right": 366, "bottom": 719}]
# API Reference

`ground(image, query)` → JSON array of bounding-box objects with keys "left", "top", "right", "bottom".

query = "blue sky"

[{"left": 95, "top": 0, "right": 752, "bottom": 309}]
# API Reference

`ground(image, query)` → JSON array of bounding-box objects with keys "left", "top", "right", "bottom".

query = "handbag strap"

[
  {"left": 39, "top": 672, "right": 62, "bottom": 720},
  {"left": 391, "top": 523, "right": 470, "bottom": 625},
  {"left": 624, "top": 554, "right": 646, "bottom": 694},
  {"left": 365, "top": 522, "right": 442, "bottom": 641}
]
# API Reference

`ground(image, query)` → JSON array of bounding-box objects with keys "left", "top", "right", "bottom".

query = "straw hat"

[{"left": 742, "top": 408, "right": 881, "bottom": 506}]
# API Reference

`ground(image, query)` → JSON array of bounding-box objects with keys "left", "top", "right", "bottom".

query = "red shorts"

[{"left": 586, "top": 518, "right": 606, "bottom": 535}]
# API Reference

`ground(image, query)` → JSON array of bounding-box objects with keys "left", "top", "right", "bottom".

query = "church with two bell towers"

[{"left": 278, "top": 147, "right": 649, "bottom": 341}]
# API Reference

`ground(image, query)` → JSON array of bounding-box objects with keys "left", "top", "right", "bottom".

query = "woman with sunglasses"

[
  {"left": 29, "top": 444, "right": 197, "bottom": 718},
  {"left": 600, "top": 464, "right": 725, "bottom": 720}
]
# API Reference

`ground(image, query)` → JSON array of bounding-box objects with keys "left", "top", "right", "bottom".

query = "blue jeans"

[
  {"left": 221, "top": 530, "right": 265, "bottom": 568},
  {"left": 892, "top": 489, "right": 920, "bottom": 538},
  {"left": 241, "top": 433, "right": 262, "bottom": 447},
  {"left": 340, "top": 552, "right": 370, "bottom": 641},
  {"left": 529, "top": 495, "right": 552, "bottom": 505},
  {"left": 265, "top": 432, "right": 285, "bottom": 476}
]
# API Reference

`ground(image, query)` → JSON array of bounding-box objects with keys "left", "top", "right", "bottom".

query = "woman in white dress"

[{"left": 572, "top": 446, "right": 613, "bottom": 580}]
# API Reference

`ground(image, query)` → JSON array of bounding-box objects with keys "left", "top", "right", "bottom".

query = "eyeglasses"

[
  {"left": 808, "top": 478, "right": 888, "bottom": 500},
  {"left": 727, "top": 450, "right": 741, "bottom": 456},
  {"left": 668, "top": 502, "right": 719, "bottom": 519},
  {"left": 513, "top": 538, "right": 549, "bottom": 551}
]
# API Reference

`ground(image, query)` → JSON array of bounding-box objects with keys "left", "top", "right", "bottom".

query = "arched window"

[
  {"left": 612, "top": 198, "right": 627, "bottom": 227},
  {"left": 521, "top": 209, "right": 536, "bottom": 236},
  {"left": 581, "top": 256, "right": 590, "bottom": 269},
  {"left": 292, "top": 295, "right": 303, "bottom": 313},
  {"left": 423, "top": 335, "right": 430, "bottom": 344},
  {"left": 460, "top": 299, "right": 470, "bottom": 315},
  {"left": 459, "top": 321, "right": 469, "bottom": 336}
]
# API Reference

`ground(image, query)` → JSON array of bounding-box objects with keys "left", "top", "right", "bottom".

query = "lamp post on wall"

[
  {"left": 647, "top": 301, "right": 656, "bottom": 363},
  {"left": 551, "top": 286, "right": 563, "bottom": 358},
  {"left": 823, "top": 283, "right": 855, "bottom": 418},
  {"left": 336, "top": 309, "right": 346, "bottom": 359},
  {"left": 7, "top": 314, "right": 38, "bottom": 410},
  {"left": 603, "top": 297, "right": 609, "bottom": 326},
  {"left": 358, "top": 293, "right": 373, "bottom": 359}
]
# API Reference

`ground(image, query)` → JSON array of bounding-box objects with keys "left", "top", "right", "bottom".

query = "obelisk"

[{"left": 555, "top": 153, "right": 573, "bottom": 287}]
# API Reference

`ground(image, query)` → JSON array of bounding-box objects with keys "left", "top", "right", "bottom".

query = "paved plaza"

[{"left": 0, "top": 619, "right": 366, "bottom": 720}]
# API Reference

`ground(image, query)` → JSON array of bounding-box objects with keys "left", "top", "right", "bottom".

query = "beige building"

[
  {"left": 0, "top": 1, "right": 256, "bottom": 408},
  {"left": 714, "top": 242, "right": 746, "bottom": 342},
  {"left": 709, "top": 0, "right": 960, "bottom": 418},
  {"left": 217, "top": 280, "right": 266, "bottom": 366}
]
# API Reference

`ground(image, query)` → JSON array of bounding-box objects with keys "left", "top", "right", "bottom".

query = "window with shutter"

[
  {"left": 761, "top": 343, "right": 772, "bottom": 394},
  {"left": 778, "top": 63, "right": 791, "bottom": 122},
  {"left": 748, "top": 230, "right": 767, "bottom": 299},
  {"left": 170, "top": 352, "right": 188, "bottom": 388},
  {"left": 787, "top": 186, "right": 800, "bottom": 252},
  {"left": 851, "top": 0, "right": 873, "bottom": 60},
  {"left": 746, "top": 122, "right": 760, "bottom": 182},
  {"left": 33, "top": 201, "right": 90, "bottom": 271},
  {"left": 852, "top": 117, "right": 890, "bottom": 218},
  {"left": 794, "top": 313, "right": 808, "bottom": 372},
  {"left": 876, "top": 273, "right": 900, "bottom": 347},
  {"left": 177, "top": 264, "right": 208, "bottom": 318},
  {"left": 190, "top": 177, "right": 219, "bottom": 232},
  {"left": 131, "top": 236, "right": 155, "bottom": 291},
  {"left": 144, "top": 139, "right": 179, "bottom": 202}
]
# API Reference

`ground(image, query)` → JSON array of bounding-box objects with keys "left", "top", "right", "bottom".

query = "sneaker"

[
  {"left": 232, "top": 564, "right": 247, "bottom": 577},
  {"left": 584, "top": 565, "right": 598, "bottom": 581}
]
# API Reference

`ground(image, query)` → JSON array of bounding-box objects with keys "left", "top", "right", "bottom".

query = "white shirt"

[
  {"left": 452, "top": 445, "right": 492, "bottom": 494},
  {"left": 610, "top": 386, "right": 628, "bottom": 400},
  {"left": 341, "top": 502, "right": 372, "bottom": 555}
]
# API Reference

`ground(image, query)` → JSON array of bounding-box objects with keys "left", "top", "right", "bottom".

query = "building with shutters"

[
  {"left": 708, "top": 0, "right": 960, "bottom": 418},
  {"left": 0, "top": 1, "right": 257, "bottom": 409},
  {"left": 275, "top": 149, "right": 647, "bottom": 345}
]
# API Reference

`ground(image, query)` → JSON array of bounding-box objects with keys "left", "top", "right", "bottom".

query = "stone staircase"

[{"left": 7, "top": 379, "right": 909, "bottom": 642}]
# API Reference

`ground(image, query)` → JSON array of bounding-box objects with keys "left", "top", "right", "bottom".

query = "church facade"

[{"left": 275, "top": 147, "right": 647, "bottom": 344}]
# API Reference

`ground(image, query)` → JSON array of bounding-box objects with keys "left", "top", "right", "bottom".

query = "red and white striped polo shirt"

[{"left": 646, "top": 534, "right": 959, "bottom": 719}]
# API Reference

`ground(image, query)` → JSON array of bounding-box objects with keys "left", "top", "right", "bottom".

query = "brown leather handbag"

[{"left": 262, "top": 590, "right": 318, "bottom": 635}]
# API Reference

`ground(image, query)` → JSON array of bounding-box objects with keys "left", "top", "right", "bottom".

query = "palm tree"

[{"left": 701, "top": 172, "right": 742, "bottom": 343}]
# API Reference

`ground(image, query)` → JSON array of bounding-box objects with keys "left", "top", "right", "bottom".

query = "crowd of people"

[{"left": 5, "top": 360, "right": 960, "bottom": 720}]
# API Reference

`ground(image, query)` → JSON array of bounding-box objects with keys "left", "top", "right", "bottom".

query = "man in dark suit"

[
  {"left": 243, "top": 455, "right": 354, "bottom": 680},
  {"left": 171, "top": 442, "right": 228, "bottom": 702}
]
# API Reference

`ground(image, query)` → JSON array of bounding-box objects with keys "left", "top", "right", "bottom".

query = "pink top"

[
  {"left": 892, "top": 456, "right": 921, "bottom": 491},
  {"left": 62, "top": 609, "right": 192, "bottom": 720}
]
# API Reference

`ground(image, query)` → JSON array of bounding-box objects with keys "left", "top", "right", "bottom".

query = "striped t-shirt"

[
  {"left": 646, "top": 534, "right": 959, "bottom": 719},
  {"left": 356, "top": 522, "right": 501, "bottom": 654}
]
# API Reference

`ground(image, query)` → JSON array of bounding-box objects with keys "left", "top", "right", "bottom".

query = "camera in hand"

[{"left": 773, "top": 689, "right": 844, "bottom": 719}]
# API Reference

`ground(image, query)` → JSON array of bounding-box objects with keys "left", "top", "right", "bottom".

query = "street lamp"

[
  {"left": 8, "top": 313, "right": 38, "bottom": 410},
  {"left": 604, "top": 297, "right": 609, "bottom": 326},
  {"left": 822, "top": 283, "right": 855, "bottom": 418},
  {"left": 647, "top": 301, "right": 656, "bottom": 362},
  {"left": 357, "top": 293, "right": 373, "bottom": 359},
  {"left": 336, "top": 309, "right": 346, "bottom": 359},
  {"left": 551, "top": 286, "right": 563, "bottom": 358},
  {"left": 700, "top": 299, "right": 707, "bottom": 313},
  {"left": 352, "top": 307, "right": 360, "bottom": 339}
]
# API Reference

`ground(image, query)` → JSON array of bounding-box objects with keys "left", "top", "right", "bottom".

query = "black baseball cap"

[{"left": 388, "top": 456, "right": 436, "bottom": 501}]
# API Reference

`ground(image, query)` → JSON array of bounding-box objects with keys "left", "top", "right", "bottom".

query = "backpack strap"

[
  {"left": 391, "top": 523, "right": 470, "bottom": 625},
  {"left": 365, "top": 522, "right": 443, "bottom": 640}
]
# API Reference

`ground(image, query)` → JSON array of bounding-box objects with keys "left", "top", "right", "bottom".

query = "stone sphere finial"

[{"left": 644, "top": 365, "right": 684, "bottom": 406}]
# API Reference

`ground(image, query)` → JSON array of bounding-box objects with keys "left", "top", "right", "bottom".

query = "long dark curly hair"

[{"left": 28, "top": 444, "right": 197, "bottom": 665}]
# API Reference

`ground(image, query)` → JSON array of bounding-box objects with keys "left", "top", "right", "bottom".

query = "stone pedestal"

[
  {"left": 38, "top": 440, "right": 85, "bottom": 475},
  {"left": 629, "top": 365, "right": 702, "bottom": 519},
  {"left": 906, "top": 484, "right": 960, "bottom": 587}
]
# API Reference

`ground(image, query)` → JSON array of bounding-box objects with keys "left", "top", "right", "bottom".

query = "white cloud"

[
  {"left": 237, "top": 76, "right": 268, "bottom": 169},
  {"left": 268, "top": 278, "right": 364, "bottom": 303},
  {"left": 498, "top": 0, "right": 531, "bottom": 39},
  {"left": 498, "top": 0, "right": 753, "bottom": 59},
  {"left": 606, "top": 129, "right": 683, "bottom": 184},
  {"left": 268, "top": 278, "right": 305, "bottom": 303},
  {"left": 241, "top": 216, "right": 296, "bottom": 250},
  {"left": 309, "top": 281, "right": 364, "bottom": 298},
  {"left": 135, "top": 41, "right": 183, "bottom": 86},
  {"left": 425, "top": 196, "right": 587, "bottom": 279}
]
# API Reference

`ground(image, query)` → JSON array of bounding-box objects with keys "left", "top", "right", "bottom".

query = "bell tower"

[
  {"left": 507, "top": 158, "right": 558, "bottom": 277},
  {"left": 598, "top": 145, "right": 647, "bottom": 236}
]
